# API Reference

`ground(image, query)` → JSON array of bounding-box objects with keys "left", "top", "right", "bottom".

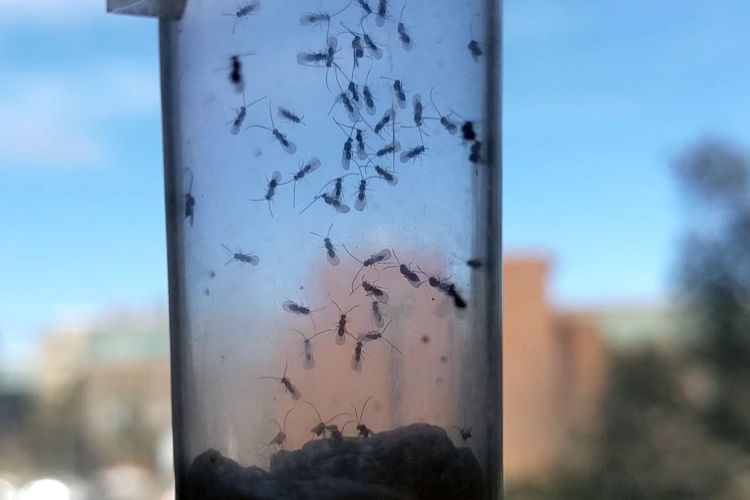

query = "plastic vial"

[{"left": 112, "top": 0, "right": 501, "bottom": 498}]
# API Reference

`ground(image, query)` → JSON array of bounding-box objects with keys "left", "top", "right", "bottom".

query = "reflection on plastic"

[
  {"left": 0, "top": 478, "right": 15, "bottom": 500},
  {"left": 16, "top": 479, "right": 70, "bottom": 500},
  {"left": 107, "top": 0, "right": 187, "bottom": 19}
]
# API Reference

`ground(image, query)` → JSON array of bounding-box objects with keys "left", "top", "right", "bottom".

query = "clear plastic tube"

[{"left": 157, "top": 1, "right": 501, "bottom": 498}]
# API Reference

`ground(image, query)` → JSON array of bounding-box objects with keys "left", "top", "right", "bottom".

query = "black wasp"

[
  {"left": 397, "top": 5, "right": 414, "bottom": 51},
  {"left": 400, "top": 145, "right": 426, "bottom": 164},
  {"left": 291, "top": 157, "right": 322, "bottom": 208},
  {"left": 277, "top": 106, "right": 304, "bottom": 125},
  {"left": 462, "top": 121, "right": 477, "bottom": 141},
  {"left": 384, "top": 249, "right": 421, "bottom": 287},
  {"left": 230, "top": 95, "right": 266, "bottom": 135},
  {"left": 246, "top": 101, "right": 297, "bottom": 154},
  {"left": 260, "top": 362, "right": 301, "bottom": 401},
  {"left": 222, "top": 2, "right": 260, "bottom": 33},
  {"left": 344, "top": 247, "right": 392, "bottom": 291},
  {"left": 381, "top": 77, "right": 406, "bottom": 108},
  {"left": 226, "top": 53, "right": 254, "bottom": 93},
  {"left": 332, "top": 300, "right": 358, "bottom": 345},
  {"left": 282, "top": 299, "right": 324, "bottom": 327},
  {"left": 372, "top": 165, "right": 398, "bottom": 186},
  {"left": 184, "top": 168, "right": 195, "bottom": 226},
  {"left": 310, "top": 223, "right": 340, "bottom": 266},
  {"left": 250, "top": 171, "right": 286, "bottom": 217},
  {"left": 429, "top": 88, "right": 458, "bottom": 135},
  {"left": 222, "top": 245, "right": 260, "bottom": 266}
]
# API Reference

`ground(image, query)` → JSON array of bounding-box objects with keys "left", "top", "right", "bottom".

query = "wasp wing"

[{"left": 282, "top": 300, "right": 299, "bottom": 313}]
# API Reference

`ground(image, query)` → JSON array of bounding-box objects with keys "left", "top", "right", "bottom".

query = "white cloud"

[
  {"left": 0, "top": 63, "right": 160, "bottom": 167},
  {"left": 0, "top": 120, "right": 106, "bottom": 164}
]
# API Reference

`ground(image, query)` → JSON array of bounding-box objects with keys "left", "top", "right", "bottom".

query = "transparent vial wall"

[{"left": 160, "top": 1, "right": 501, "bottom": 498}]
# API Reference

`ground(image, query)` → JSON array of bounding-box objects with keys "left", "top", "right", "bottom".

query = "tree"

[
  {"left": 508, "top": 139, "right": 750, "bottom": 500},
  {"left": 673, "top": 139, "right": 750, "bottom": 451}
]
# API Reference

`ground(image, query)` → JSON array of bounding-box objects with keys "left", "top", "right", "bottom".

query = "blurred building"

[
  {"left": 5, "top": 256, "right": 677, "bottom": 492},
  {"left": 27, "top": 307, "right": 172, "bottom": 497},
  {"left": 0, "top": 367, "right": 34, "bottom": 474},
  {"left": 504, "top": 257, "right": 607, "bottom": 481}
]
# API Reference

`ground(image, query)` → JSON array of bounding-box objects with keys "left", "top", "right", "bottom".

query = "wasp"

[
  {"left": 260, "top": 362, "right": 301, "bottom": 401},
  {"left": 268, "top": 407, "right": 294, "bottom": 449}
]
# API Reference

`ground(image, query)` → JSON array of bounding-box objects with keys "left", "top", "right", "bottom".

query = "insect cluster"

[
  {"left": 191, "top": 0, "right": 485, "bottom": 223},
  {"left": 261, "top": 237, "right": 470, "bottom": 385},
  {"left": 185, "top": 0, "right": 485, "bottom": 451}
]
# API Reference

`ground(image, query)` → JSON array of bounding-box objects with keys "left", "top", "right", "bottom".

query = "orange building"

[{"left": 504, "top": 257, "right": 606, "bottom": 481}]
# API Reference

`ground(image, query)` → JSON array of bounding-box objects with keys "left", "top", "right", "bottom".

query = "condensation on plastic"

[{"left": 107, "top": 0, "right": 186, "bottom": 19}]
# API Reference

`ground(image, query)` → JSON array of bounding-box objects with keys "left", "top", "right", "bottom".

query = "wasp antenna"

[
  {"left": 331, "top": 299, "right": 344, "bottom": 314},
  {"left": 360, "top": 396, "right": 372, "bottom": 420},
  {"left": 247, "top": 95, "right": 268, "bottom": 108},
  {"left": 381, "top": 320, "right": 392, "bottom": 334},
  {"left": 326, "top": 411, "right": 352, "bottom": 424},
  {"left": 382, "top": 336, "right": 400, "bottom": 353},
  {"left": 341, "top": 244, "right": 363, "bottom": 265},
  {"left": 327, "top": 97, "right": 339, "bottom": 116},
  {"left": 339, "top": 21, "right": 357, "bottom": 35},
  {"left": 305, "top": 401, "right": 323, "bottom": 423},
  {"left": 299, "top": 195, "right": 321, "bottom": 215},
  {"left": 184, "top": 167, "right": 194, "bottom": 193},
  {"left": 350, "top": 403, "right": 360, "bottom": 424},
  {"left": 346, "top": 331, "right": 359, "bottom": 343},
  {"left": 244, "top": 123, "right": 272, "bottom": 132},
  {"left": 415, "top": 265, "right": 432, "bottom": 278},
  {"left": 356, "top": 163, "right": 369, "bottom": 179},
  {"left": 291, "top": 328, "right": 308, "bottom": 340},
  {"left": 267, "top": 99, "right": 275, "bottom": 128},
  {"left": 331, "top": 0, "right": 354, "bottom": 18},
  {"left": 282, "top": 407, "right": 294, "bottom": 431},
  {"left": 429, "top": 87, "right": 443, "bottom": 116},
  {"left": 348, "top": 58, "right": 357, "bottom": 82},
  {"left": 309, "top": 328, "right": 331, "bottom": 340},
  {"left": 341, "top": 419, "right": 356, "bottom": 434}
]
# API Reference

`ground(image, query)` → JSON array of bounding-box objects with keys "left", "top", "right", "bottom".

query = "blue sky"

[
  {"left": 0, "top": 2, "right": 164, "bottom": 363},
  {"left": 505, "top": 0, "right": 750, "bottom": 304},
  {"left": 1, "top": 0, "right": 750, "bottom": 363}
]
